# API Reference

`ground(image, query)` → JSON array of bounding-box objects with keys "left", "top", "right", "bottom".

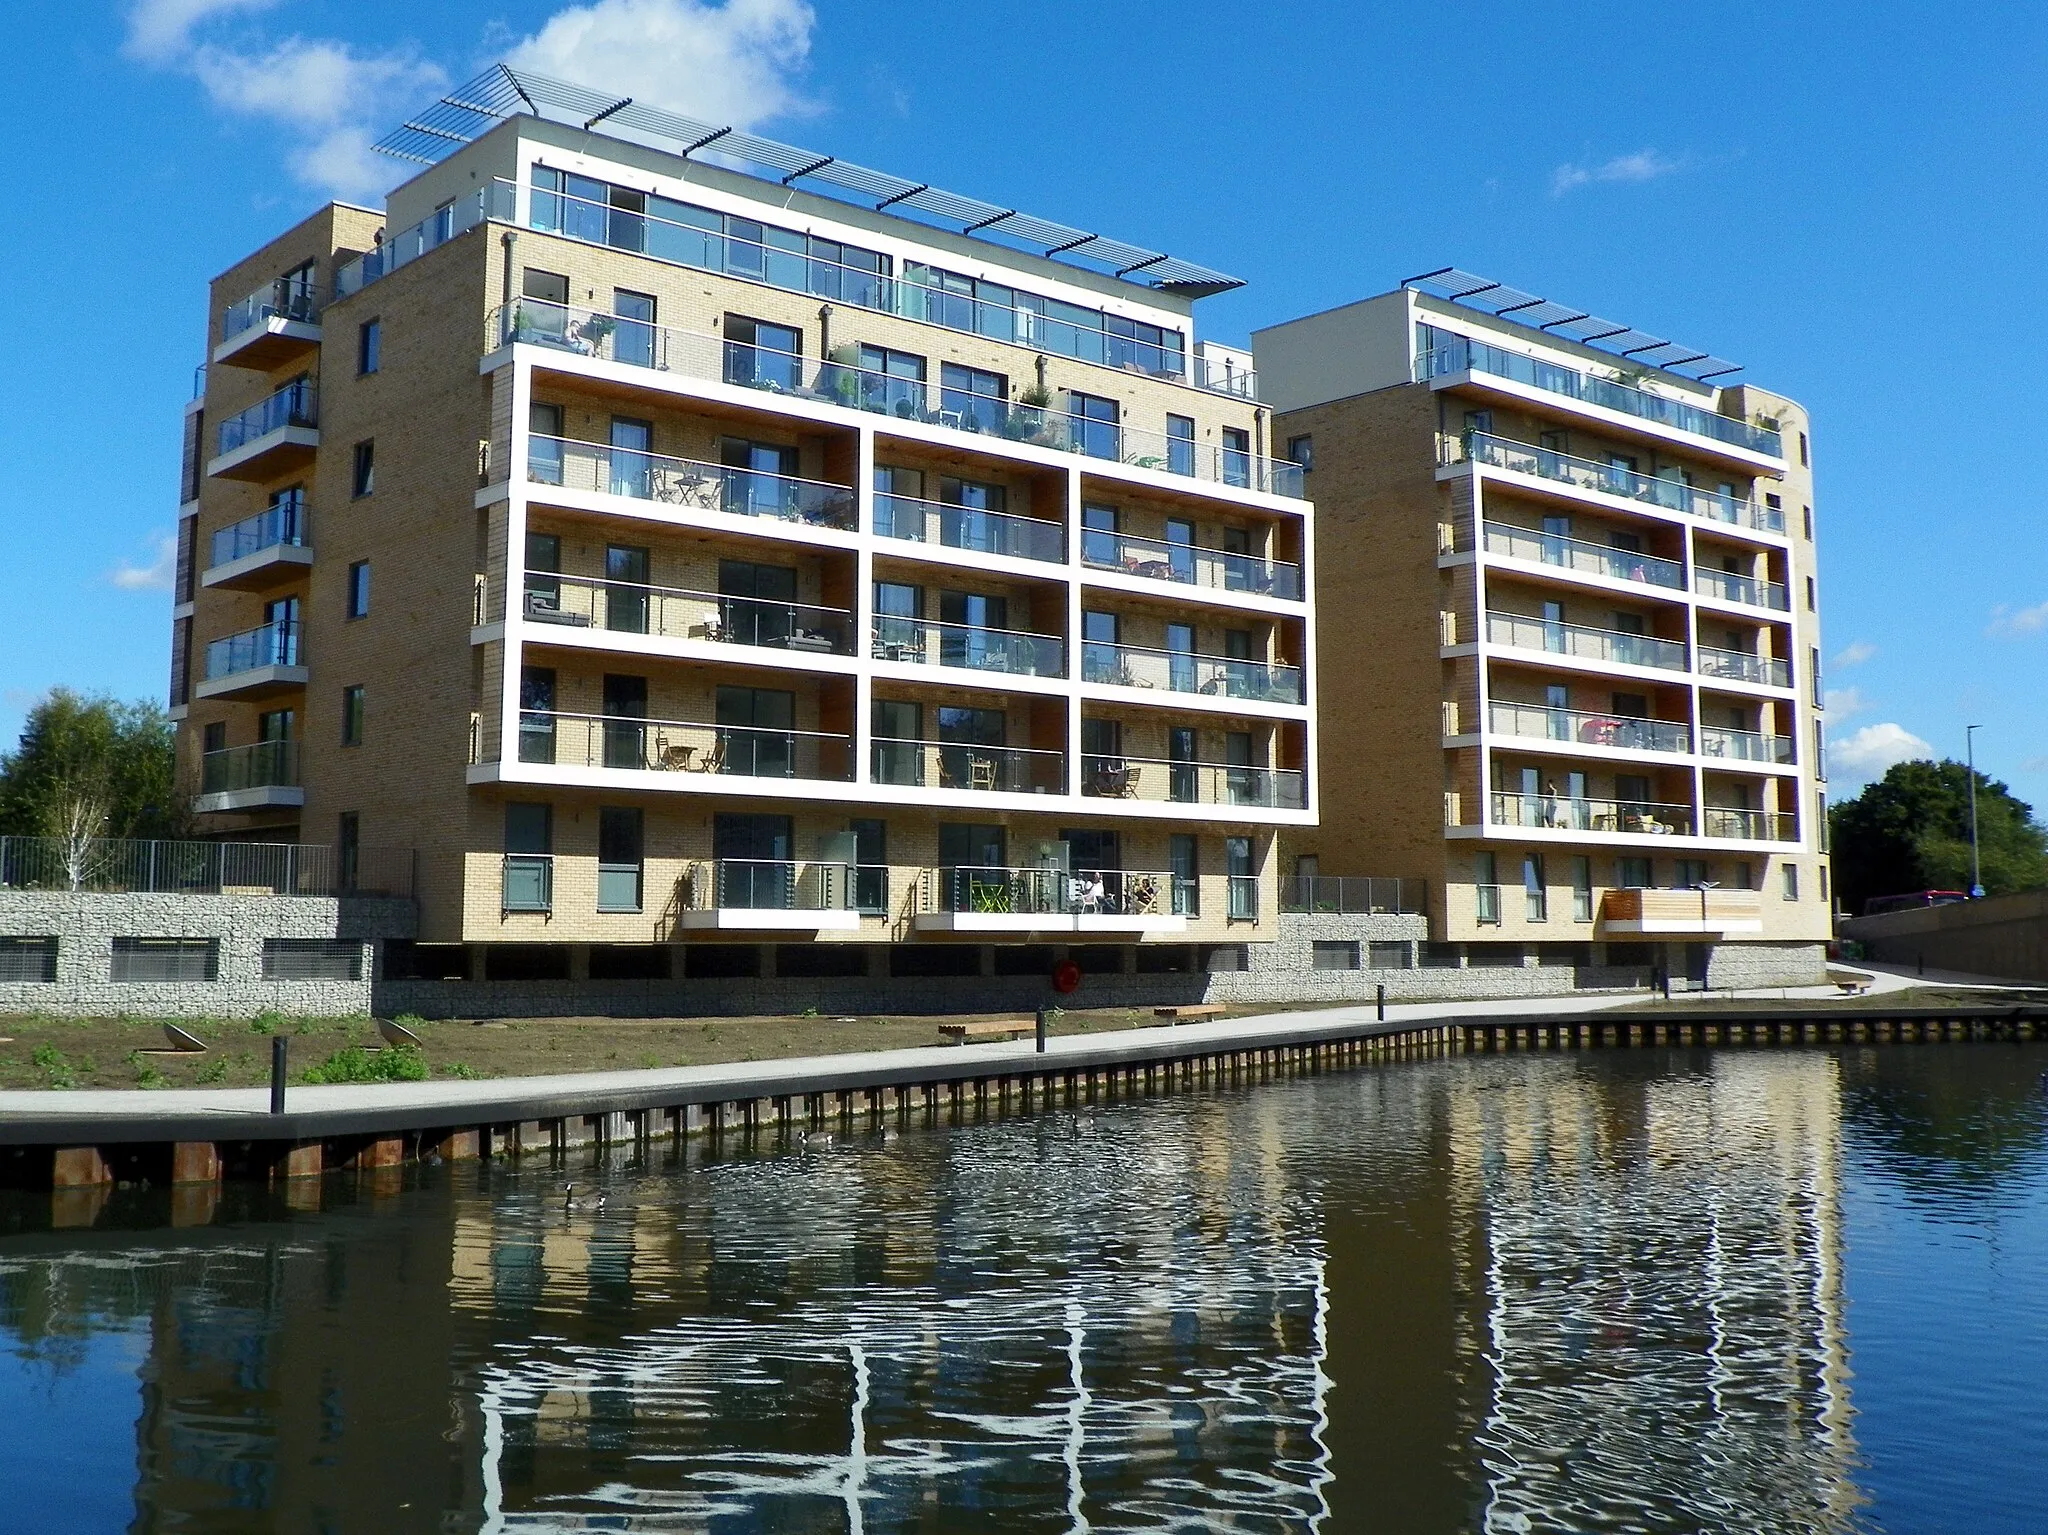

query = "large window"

[
  {"left": 1170, "top": 833, "right": 1199, "bottom": 916},
  {"left": 1067, "top": 391, "right": 1120, "bottom": 461},
  {"left": 519, "top": 666, "right": 556, "bottom": 763},
  {"left": 858, "top": 345, "right": 926, "bottom": 416},
  {"left": 597, "top": 807, "right": 644, "bottom": 913},
  {"left": 1226, "top": 837, "right": 1257, "bottom": 920},
  {"left": 899, "top": 261, "right": 1185, "bottom": 376},
  {"left": 724, "top": 317, "right": 803, "bottom": 391},
  {"left": 503, "top": 803, "right": 553, "bottom": 913},
  {"left": 939, "top": 363, "right": 1006, "bottom": 431},
  {"left": 716, "top": 686, "right": 796, "bottom": 777}
]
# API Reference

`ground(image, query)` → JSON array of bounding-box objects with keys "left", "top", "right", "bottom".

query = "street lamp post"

[{"left": 1966, "top": 725, "right": 1984, "bottom": 898}]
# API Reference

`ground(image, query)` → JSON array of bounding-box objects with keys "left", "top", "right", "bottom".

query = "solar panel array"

[
  {"left": 1404, "top": 267, "right": 1741, "bottom": 381},
  {"left": 375, "top": 65, "right": 1245, "bottom": 298}
]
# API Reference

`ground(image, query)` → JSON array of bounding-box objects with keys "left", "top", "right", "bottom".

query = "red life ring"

[{"left": 1051, "top": 960, "right": 1082, "bottom": 994}]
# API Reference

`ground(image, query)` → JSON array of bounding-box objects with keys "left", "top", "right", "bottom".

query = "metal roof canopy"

[
  {"left": 1404, "top": 267, "right": 1742, "bottom": 382},
  {"left": 377, "top": 66, "right": 1245, "bottom": 300}
]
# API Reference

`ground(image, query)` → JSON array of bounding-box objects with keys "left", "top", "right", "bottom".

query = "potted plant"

[{"left": 575, "top": 314, "right": 616, "bottom": 355}]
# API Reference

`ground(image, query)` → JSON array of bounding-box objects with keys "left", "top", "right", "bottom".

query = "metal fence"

[
  {"left": 1280, "top": 877, "right": 1428, "bottom": 916},
  {"left": 0, "top": 837, "right": 413, "bottom": 898}
]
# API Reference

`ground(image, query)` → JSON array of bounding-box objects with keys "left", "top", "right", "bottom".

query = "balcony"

[
  {"left": 870, "top": 738, "right": 1065, "bottom": 795},
  {"left": 202, "top": 504, "right": 311, "bottom": 590},
  {"left": 1702, "top": 808, "right": 1798, "bottom": 842},
  {"left": 209, "top": 380, "right": 318, "bottom": 481},
  {"left": 1079, "top": 753, "right": 1306, "bottom": 810},
  {"left": 870, "top": 618, "right": 1065, "bottom": 680},
  {"left": 1417, "top": 338, "right": 1783, "bottom": 459},
  {"left": 335, "top": 179, "right": 513, "bottom": 298},
  {"left": 1600, "top": 887, "right": 1764, "bottom": 935},
  {"left": 1491, "top": 791, "right": 1694, "bottom": 837},
  {"left": 196, "top": 621, "right": 305, "bottom": 700},
  {"left": 521, "top": 573, "right": 853, "bottom": 658},
  {"left": 1697, "top": 646, "right": 1792, "bottom": 689},
  {"left": 502, "top": 854, "right": 553, "bottom": 914},
  {"left": 527, "top": 434, "right": 855, "bottom": 531},
  {"left": 1455, "top": 432, "right": 1784, "bottom": 535},
  {"left": 1483, "top": 611, "right": 1688, "bottom": 673},
  {"left": 875, "top": 493, "right": 1063, "bottom": 565},
  {"left": 1081, "top": 640, "right": 1304, "bottom": 705},
  {"left": 675, "top": 859, "right": 872, "bottom": 931},
  {"left": 1480, "top": 521, "right": 1683, "bottom": 591},
  {"left": 912, "top": 865, "right": 1189, "bottom": 935},
  {"left": 193, "top": 740, "right": 302, "bottom": 814},
  {"left": 1279, "top": 876, "right": 1426, "bottom": 915},
  {"left": 1699, "top": 725, "right": 1795, "bottom": 764},
  {"left": 1695, "top": 568, "right": 1791, "bottom": 611},
  {"left": 492, "top": 300, "right": 1306, "bottom": 499},
  {"left": 215, "top": 275, "right": 320, "bottom": 370},
  {"left": 512, "top": 711, "right": 854, "bottom": 783},
  {"left": 1081, "top": 528, "right": 1303, "bottom": 601},
  {"left": 1487, "top": 702, "right": 1691, "bottom": 755}
]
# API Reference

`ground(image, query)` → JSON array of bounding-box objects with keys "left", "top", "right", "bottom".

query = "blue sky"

[{"left": 0, "top": 0, "right": 2037, "bottom": 799}]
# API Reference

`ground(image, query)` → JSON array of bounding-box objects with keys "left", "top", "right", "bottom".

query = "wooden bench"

[
  {"left": 1153, "top": 1004, "right": 1229, "bottom": 1022},
  {"left": 1830, "top": 973, "right": 1872, "bottom": 996},
  {"left": 938, "top": 1019, "right": 1034, "bottom": 1045}
]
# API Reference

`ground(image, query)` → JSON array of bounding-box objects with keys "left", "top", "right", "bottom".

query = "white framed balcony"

[
  {"left": 518, "top": 572, "right": 854, "bottom": 662},
  {"left": 1079, "top": 528, "right": 1303, "bottom": 602},
  {"left": 1481, "top": 611, "right": 1688, "bottom": 675},
  {"left": 1699, "top": 724, "right": 1797, "bottom": 765},
  {"left": 1485, "top": 701, "right": 1692, "bottom": 756},
  {"left": 496, "top": 711, "right": 855, "bottom": 786},
  {"left": 1080, "top": 640, "right": 1304, "bottom": 707},
  {"left": 874, "top": 492, "right": 1064, "bottom": 568},
  {"left": 1477, "top": 521, "right": 1685, "bottom": 596},
  {"left": 526, "top": 434, "right": 857, "bottom": 537},
  {"left": 869, "top": 738, "right": 1065, "bottom": 795},
  {"left": 1696, "top": 645, "right": 1793, "bottom": 690},
  {"left": 1694, "top": 567, "right": 1791, "bottom": 612},
  {"left": 1448, "top": 431, "right": 1787, "bottom": 539},
  {"left": 1490, "top": 791, "right": 1694, "bottom": 838},
  {"left": 870, "top": 617, "right": 1066, "bottom": 682},
  {"left": 1077, "top": 753, "right": 1305, "bottom": 810},
  {"left": 911, "top": 865, "right": 1190, "bottom": 936}
]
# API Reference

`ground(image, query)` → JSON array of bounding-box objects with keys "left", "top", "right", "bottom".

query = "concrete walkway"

[{"left": 0, "top": 966, "right": 1957, "bottom": 1129}]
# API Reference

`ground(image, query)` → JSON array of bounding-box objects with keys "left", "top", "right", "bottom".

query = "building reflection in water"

[{"left": 0, "top": 1053, "right": 1879, "bottom": 1532}]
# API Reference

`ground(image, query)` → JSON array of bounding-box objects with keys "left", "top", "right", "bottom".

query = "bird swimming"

[{"left": 562, "top": 1183, "right": 606, "bottom": 1212}]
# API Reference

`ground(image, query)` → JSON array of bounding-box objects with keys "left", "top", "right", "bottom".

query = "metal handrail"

[
  {"left": 200, "top": 740, "right": 299, "bottom": 794},
  {"left": 919, "top": 864, "right": 1181, "bottom": 916},
  {"left": 1698, "top": 725, "right": 1796, "bottom": 763},
  {"left": 1457, "top": 431, "right": 1783, "bottom": 533},
  {"left": 1491, "top": 791, "right": 1695, "bottom": 836},
  {"left": 222, "top": 273, "right": 319, "bottom": 339},
  {"left": 1696, "top": 645, "right": 1792, "bottom": 687},
  {"left": 1081, "top": 528, "right": 1302, "bottom": 599},
  {"left": 869, "top": 738, "right": 1065, "bottom": 793},
  {"left": 1487, "top": 702, "right": 1691, "bottom": 753},
  {"left": 209, "top": 503, "right": 306, "bottom": 569},
  {"left": 1079, "top": 753, "right": 1305, "bottom": 808},
  {"left": 527, "top": 433, "right": 856, "bottom": 529},
  {"left": 1480, "top": 520, "right": 1684, "bottom": 589},
  {"left": 204, "top": 620, "right": 300, "bottom": 678},
  {"left": 524, "top": 571, "right": 853, "bottom": 654},
  {"left": 1484, "top": 611, "right": 1688, "bottom": 672},
  {"left": 0, "top": 835, "right": 409, "bottom": 896},
  {"left": 216, "top": 380, "right": 317, "bottom": 455},
  {"left": 874, "top": 492, "right": 1064, "bottom": 563},
  {"left": 1701, "top": 808, "right": 1798, "bottom": 841},
  {"left": 514, "top": 710, "right": 855, "bottom": 780},
  {"left": 871, "top": 617, "right": 1066, "bottom": 678},
  {"left": 1080, "top": 640, "right": 1304, "bottom": 703},
  {"left": 1695, "top": 567, "right": 1791, "bottom": 611}
]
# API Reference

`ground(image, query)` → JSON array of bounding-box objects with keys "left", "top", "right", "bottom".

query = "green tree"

[
  {"left": 1829, "top": 758, "right": 2047, "bottom": 915},
  {"left": 0, "top": 689, "right": 182, "bottom": 845}
]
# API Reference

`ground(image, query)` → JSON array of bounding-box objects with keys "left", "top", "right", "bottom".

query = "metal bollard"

[
  {"left": 269, "top": 1035, "right": 288, "bottom": 1114},
  {"left": 1376, "top": 984, "right": 1386, "bottom": 1023},
  {"left": 1035, "top": 1008, "right": 1048, "bottom": 1054}
]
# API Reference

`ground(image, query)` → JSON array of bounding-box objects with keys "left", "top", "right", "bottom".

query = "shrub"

[
  {"left": 32, "top": 1044, "right": 76, "bottom": 1089},
  {"left": 298, "top": 1043, "right": 429, "bottom": 1085}
]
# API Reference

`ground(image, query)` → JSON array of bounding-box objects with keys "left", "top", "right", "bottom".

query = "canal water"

[{"left": 4, "top": 1043, "right": 2046, "bottom": 1533}]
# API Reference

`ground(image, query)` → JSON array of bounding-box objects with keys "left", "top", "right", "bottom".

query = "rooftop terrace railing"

[
  {"left": 334, "top": 180, "right": 514, "bottom": 298},
  {"left": 0, "top": 836, "right": 410, "bottom": 897},
  {"left": 1417, "top": 337, "right": 1782, "bottom": 456}
]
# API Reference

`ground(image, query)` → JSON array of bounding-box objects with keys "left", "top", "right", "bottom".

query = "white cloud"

[
  {"left": 1831, "top": 640, "right": 1877, "bottom": 669},
  {"left": 109, "top": 534, "right": 179, "bottom": 593},
  {"left": 507, "top": 0, "right": 816, "bottom": 128},
  {"left": 1552, "top": 148, "right": 1687, "bottom": 197},
  {"left": 125, "top": 2, "right": 443, "bottom": 198},
  {"left": 1824, "top": 686, "right": 1870, "bottom": 719},
  {"left": 1988, "top": 600, "right": 2048, "bottom": 639},
  {"left": 124, "top": 0, "right": 274, "bottom": 64},
  {"left": 1830, "top": 722, "right": 1935, "bottom": 784}
]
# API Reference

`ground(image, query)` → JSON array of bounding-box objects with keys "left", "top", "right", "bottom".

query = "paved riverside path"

[{"left": 0, "top": 970, "right": 1935, "bottom": 1133}]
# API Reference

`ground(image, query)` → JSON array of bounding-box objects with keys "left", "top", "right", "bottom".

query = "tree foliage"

[
  {"left": 1829, "top": 758, "right": 2047, "bottom": 916},
  {"left": 0, "top": 689, "right": 181, "bottom": 842}
]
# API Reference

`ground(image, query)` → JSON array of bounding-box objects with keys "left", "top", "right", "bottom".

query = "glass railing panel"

[
  {"left": 1695, "top": 568, "right": 1791, "bottom": 610},
  {"left": 868, "top": 739, "right": 1065, "bottom": 793},
  {"left": 1701, "top": 808, "right": 1797, "bottom": 840},
  {"left": 222, "top": 275, "right": 320, "bottom": 340},
  {"left": 1080, "top": 641, "right": 1304, "bottom": 703},
  {"left": 873, "top": 493, "right": 1064, "bottom": 563},
  {"left": 1698, "top": 727, "right": 1796, "bottom": 764},
  {"left": 203, "top": 621, "right": 300, "bottom": 679},
  {"left": 209, "top": 504, "right": 307, "bottom": 568},
  {"left": 1081, "top": 530, "right": 1302, "bottom": 599},
  {"left": 1487, "top": 702, "right": 1691, "bottom": 753},
  {"left": 216, "top": 382, "right": 317, "bottom": 456},
  {"left": 501, "top": 854, "right": 553, "bottom": 913},
  {"left": 526, "top": 573, "right": 853, "bottom": 655},
  {"left": 1279, "top": 876, "right": 1426, "bottom": 915},
  {"left": 1417, "top": 339, "right": 1782, "bottom": 456},
  {"left": 528, "top": 435, "right": 855, "bottom": 530},
  {"left": 1695, "top": 646, "right": 1792, "bottom": 687},
  {"left": 1481, "top": 522, "right": 1683, "bottom": 589},
  {"left": 1078, "top": 753, "right": 1305, "bottom": 808},
  {"left": 335, "top": 181, "right": 514, "bottom": 298},
  {"left": 1491, "top": 792, "right": 1694, "bottom": 836},
  {"left": 515, "top": 711, "right": 855, "bottom": 781},
  {"left": 1459, "top": 432, "right": 1778, "bottom": 532},
  {"left": 1484, "top": 611, "right": 1687, "bottom": 671},
  {"left": 199, "top": 740, "right": 300, "bottom": 795},
  {"left": 869, "top": 619, "right": 1065, "bottom": 678},
  {"left": 922, "top": 865, "right": 1180, "bottom": 916}
]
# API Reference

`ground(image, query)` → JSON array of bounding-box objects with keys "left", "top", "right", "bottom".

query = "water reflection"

[{"left": 3, "top": 1046, "right": 2046, "bottom": 1531}]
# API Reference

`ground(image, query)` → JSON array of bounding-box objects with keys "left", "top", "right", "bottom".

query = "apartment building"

[
  {"left": 1256, "top": 273, "right": 1830, "bottom": 986},
  {"left": 168, "top": 67, "right": 1315, "bottom": 984}
]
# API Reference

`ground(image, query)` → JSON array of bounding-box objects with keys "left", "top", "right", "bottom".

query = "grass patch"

[{"left": 32, "top": 1044, "right": 76, "bottom": 1090}]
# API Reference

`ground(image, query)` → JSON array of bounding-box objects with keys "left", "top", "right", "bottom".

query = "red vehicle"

[{"left": 1861, "top": 890, "right": 1969, "bottom": 917}]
